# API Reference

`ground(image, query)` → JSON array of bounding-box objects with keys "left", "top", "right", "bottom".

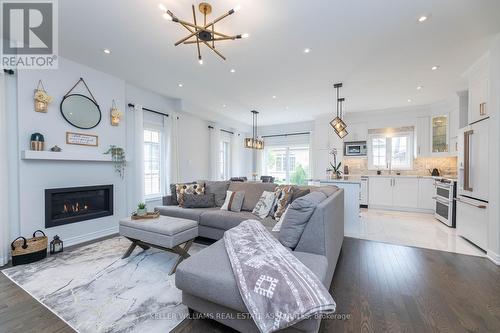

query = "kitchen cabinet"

[
  {"left": 344, "top": 122, "right": 367, "bottom": 142},
  {"left": 369, "top": 176, "right": 429, "bottom": 211},
  {"left": 368, "top": 177, "right": 393, "bottom": 206},
  {"left": 430, "top": 114, "right": 449, "bottom": 155},
  {"left": 416, "top": 116, "right": 430, "bottom": 157},
  {"left": 467, "top": 54, "right": 489, "bottom": 125},
  {"left": 418, "top": 177, "right": 435, "bottom": 210},
  {"left": 392, "top": 178, "right": 419, "bottom": 208}
]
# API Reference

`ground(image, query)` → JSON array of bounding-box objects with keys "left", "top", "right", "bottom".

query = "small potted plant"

[
  {"left": 326, "top": 148, "right": 343, "bottom": 179},
  {"left": 136, "top": 202, "right": 147, "bottom": 216}
]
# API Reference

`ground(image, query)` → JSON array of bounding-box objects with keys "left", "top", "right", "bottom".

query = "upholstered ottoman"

[{"left": 119, "top": 216, "right": 198, "bottom": 275}]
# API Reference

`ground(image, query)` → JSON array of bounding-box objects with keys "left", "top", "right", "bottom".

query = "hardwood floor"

[{"left": 1, "top": 237, "right": 499, "bottom": 333}]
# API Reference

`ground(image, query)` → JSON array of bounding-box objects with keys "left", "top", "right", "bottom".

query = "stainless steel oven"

[
  {"left": 433, "top": 179, "right": 456, "bottom": 227},
  {"left": 344, "top": 141, "right": 367, "bottom": 156}
]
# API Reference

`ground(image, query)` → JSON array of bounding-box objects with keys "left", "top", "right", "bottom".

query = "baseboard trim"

[
  {"left": 63, "top": 226, "right": 119, "bottom": 248},
  {"left": 486, "top": 250, "right": 500, "bottom": 265},
  {"left": 368, "top": 205, "right": 434, "bottom": 214}
]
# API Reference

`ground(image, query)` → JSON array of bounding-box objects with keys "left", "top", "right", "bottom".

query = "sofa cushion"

[
  {"left": 252, "top": 191, "right": 276, "bottom": 218},
  {"left": 228, "top": 182, "right": 277, "bottom": 211},
  {"left": 279, "top": 191, "right": 327, "bottom": 249},
  {"left": 220, "top": 191, "right": 245, "bottom": 212},
  {"left": 183, "top": 193, "right": 215, "bottom": 208},
  {"left": 205, "top": 181, "right": 230, "bottom": 207},
  {"left": 176, "top": 183, "right": 205, "bottom": 207},
  {"left": 199, "top": 210, "right": 259, "bottom": 230},
  {"left": 156, "top": 205, "right": 218, "bottom": 223},
  {"left": 175, "top": 240, "right": 328, "bottom": 331}
]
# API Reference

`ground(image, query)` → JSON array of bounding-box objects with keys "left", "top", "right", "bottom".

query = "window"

[
  {"left": 144, "top": 129, "right": 162, "bottom": 198},
  {"left": 368, "top": 129, "right": 414, "bottom": 170},
  {"left": 219, "top": 140, "right": 230, "bottom": 180},
  {"left": 263, "top": 146, "right": 310, "bottom": 185}
]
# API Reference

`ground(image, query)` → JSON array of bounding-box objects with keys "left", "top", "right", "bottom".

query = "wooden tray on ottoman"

[{"left": 131, "top": 210, "right": 160, "bottom": 220}]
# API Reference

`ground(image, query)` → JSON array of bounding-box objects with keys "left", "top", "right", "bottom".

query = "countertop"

[{"left": 309, "top": 174, "right": 457, "bottom": 185}]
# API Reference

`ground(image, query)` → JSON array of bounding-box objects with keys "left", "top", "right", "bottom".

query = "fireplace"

[{"left": 45, "top": 185, "right": 114, "bottom": 228}]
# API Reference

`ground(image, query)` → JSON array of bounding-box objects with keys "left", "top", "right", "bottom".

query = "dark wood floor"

[{"left": 1, "top": 237, "right": 499, "bottom": 333}]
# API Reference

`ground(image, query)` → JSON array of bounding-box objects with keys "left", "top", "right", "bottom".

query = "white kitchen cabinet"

[
  {"left": 456, "top": 197, "right": 488, "bottom": 250},
  {"left": 430, "top": 114, "right": 450, "bottom": 155},
  {"left": 344, "top": 122, "right": 367, "bottom": 142},
  {"left": 416, "top": 116, "right": 430, "bottom": 157},
  {"left": 368, "top": 177, "right": 393, "bottom": 206},
  {"left": 467, "top": 54, "right": 489, "bottom": 125},
  {"left": 392, "top": 177, "right": 419, "bottom": 208},
  {"left": 418, "top": 177, "right": 436, "bottom": 210}
]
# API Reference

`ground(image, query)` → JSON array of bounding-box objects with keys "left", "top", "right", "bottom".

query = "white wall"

[{"left": 16, "top": 57, "right": 127, "bottom": 246}]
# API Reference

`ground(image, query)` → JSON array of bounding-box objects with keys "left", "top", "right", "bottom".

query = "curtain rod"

[
  {"left": 3, "top": 69, "right": 14, "bottom": 75},
  {"left": 262, "top": 131, "right": 310, "bottom": 138},
  {"left": 208, "top": 125, "right": 235, "bottom": 135},
  {"left": 128, "top": 103, "right": 170, "bottom": 117}
]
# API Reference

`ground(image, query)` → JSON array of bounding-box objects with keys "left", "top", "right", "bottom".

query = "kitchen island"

[{"left": 309, "top": 177, "right": 362, "bottom": 227}]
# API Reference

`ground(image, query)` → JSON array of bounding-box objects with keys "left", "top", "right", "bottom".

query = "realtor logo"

[{"left": 1, "top": 0, "right": 58, "bottom": 69}]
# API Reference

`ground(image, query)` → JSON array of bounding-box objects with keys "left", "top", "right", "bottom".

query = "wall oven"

[
  {"left": 433, "top": 179, "right": 456, "bottom": 227},
  {"left": 344, "top": 141, "right": 367, "bottom": 156}
]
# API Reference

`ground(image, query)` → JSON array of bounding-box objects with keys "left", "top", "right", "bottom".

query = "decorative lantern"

[
  {"left": 34, "top": 80, "right": 53, "bottom": 113},
  {"left": 50, "top": 235, "right": 64, "bottom": 254},
  {"left": 110, "top": 99, "right": 123, "bottom": 126},
  {"left": 30, "top": 132, "right": 45, "bottom": 151}
]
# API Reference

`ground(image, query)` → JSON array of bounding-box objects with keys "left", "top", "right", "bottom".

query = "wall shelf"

[{"left": 21, "top": 150, "right": 114, "bottom": 162}]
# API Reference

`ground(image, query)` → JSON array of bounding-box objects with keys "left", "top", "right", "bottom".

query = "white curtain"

[
  {"left": 231, "top": 132, "right": 243, "bottom": 177},
  {"left": 133, "top": 105, "right": 145, "bottom": 206},
  {"left": 209, "top": 125, "right": 221, "bottom": 180},
  {"left": 164, "top": 113, "right": 180, "bottom": 192},
  {"left": 0, "top": 70, "right": 9, "bottom": 266}
]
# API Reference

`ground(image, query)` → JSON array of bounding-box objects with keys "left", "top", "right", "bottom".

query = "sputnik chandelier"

[{"left": 158, "top": 2, "right": 249, "bottom": 64}]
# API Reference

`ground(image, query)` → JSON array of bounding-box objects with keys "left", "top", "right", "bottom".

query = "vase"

[{"left": 136, "top": 208, "right": 147, "bottom": 216}]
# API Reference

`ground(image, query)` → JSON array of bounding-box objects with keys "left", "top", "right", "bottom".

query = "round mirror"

[{"left": 60, "top": 94, "right": 101, "bottom": 129}]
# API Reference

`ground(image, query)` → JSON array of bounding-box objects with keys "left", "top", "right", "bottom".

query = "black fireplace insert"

[{"left": 45, "top": 185, "right": 113, "bottom": 228}]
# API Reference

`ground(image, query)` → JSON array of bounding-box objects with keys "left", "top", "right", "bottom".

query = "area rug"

[{"left": 2, "top": 236, "right": 206, "bottom": 333}]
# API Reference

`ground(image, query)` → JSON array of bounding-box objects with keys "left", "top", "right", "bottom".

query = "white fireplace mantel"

[{"left": 21, "top": 150, "right": 116, "bottom": 162}]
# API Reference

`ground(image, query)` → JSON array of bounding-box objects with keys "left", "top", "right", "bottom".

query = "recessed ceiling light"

[
  {"left": 103, "top": 48, "right": 111, "bottom": 54},
  {"left": 431, "top": 65, "right": 439, "bottom": 71},
  {"left": 272, "top": 95, "right": 277, "bottom": 99},
  {"left": 408, "top": 99, "right": 413, "bottom": 103},
  {"left": 285, "top": 106, "right": 289, "bottom": 110},
  {"left": 222, "top": 104, "right": 227, "bottom": 108},
  {"left": 418, "top": 16, "right": 428, "bottom": 23},
  {"left": 417, "top": 86, "right": 423, "bottom": 90},
  {"left": 230, "top": 69, "right": 236, "bottom": 73},
  {"left": 178, "top": 83, "right": 183, "bottom": 87},
  {"left": 304, "top": 48, "right": 311, "bottom": 53}
]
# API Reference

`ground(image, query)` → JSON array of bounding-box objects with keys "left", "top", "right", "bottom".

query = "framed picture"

[{"left": 66, "top": 132, "right": 99, "bottom": 147}]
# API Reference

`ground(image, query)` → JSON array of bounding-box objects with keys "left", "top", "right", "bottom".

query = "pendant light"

[
  {"left": 244, "top": 110, "right": 264, "bottom": 150},
  {"left": 329, "top": 83, "right": 348, "bottom": 138},
  {"left": 336, "top": 98, "right": 348, "bottom": 139}
]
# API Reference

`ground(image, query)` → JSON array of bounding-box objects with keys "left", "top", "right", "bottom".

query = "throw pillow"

[
  {"left": 278, "top": 191, "right": 327, "bottom": 249},
  {"left": 271, "top": 185, "right": 294, "bottom": 221},
  {"left": 176, "top": 183, "right": 205, "bottom": 207},
  {"left": 272, "top": 206, "right": 289, "bottom": 232},
  {"left": 183, "top": 193, "right": 215, "bottom": 208},
  {"left": 252, "top": 191, "right": 276, "bottom": 219},
  {"left": 291, "top": 186, "right": 311, "bottom": 202},
  {"left": 220, "top": 191, "right": 245, "bottom": 212},
  {"left": 169, "top": 181, "right": 195, "bottom": 205},
  {"left": 205, "top": 180, "right": 230, "bottom": 207}
]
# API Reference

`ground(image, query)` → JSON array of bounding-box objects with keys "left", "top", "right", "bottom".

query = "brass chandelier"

[
  {"left": 159, "top": 2, "right": 248, "bottom": 64},
  {"left": 245, "top": 110, "right": 264, "bottom": 150},
  {"left": 330, "top": 83, "right": 348, "bottom": 139}
]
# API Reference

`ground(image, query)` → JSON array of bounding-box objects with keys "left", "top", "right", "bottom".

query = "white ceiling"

[{"left": 59, "top": 0, "right": 500, "bottom": 126}]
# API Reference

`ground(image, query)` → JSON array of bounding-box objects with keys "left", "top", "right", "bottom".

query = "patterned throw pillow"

[
  {"left": 176, "top": 183, "right": 205, "bottom": 207},
  {"left": 271, "top": 185, "right": 294, "bottom": 221},
  {"left": 252, "top": 191, "right": 276, "bottom": 219},
  {"left": 221, "top": 191, "right": 245, "bottom": 212}
]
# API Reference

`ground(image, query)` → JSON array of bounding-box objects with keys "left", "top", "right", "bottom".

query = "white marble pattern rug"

[{"left": 2, "top": 236, "right": 206, "bottom": 333}]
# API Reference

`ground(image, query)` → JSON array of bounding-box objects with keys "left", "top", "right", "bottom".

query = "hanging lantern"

[
  {"left": 329, "top": 83, "right": 348, "bottom": 138},
  {"left": 50, "top": 235, "right": 64, "bottom": 254},
  {"left": 110, "top": 99, "right": 123, "bottom": 126},
  {"left": 34, "top": 80, "right": 53, "bottom": 113},
  {"left": 244, "top": 110, "right": 264, "bottom": 150}
]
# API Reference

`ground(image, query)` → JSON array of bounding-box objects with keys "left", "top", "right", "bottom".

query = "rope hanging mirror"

[{"left": 60, "top": 77, "right": 102, "bottom": 129}]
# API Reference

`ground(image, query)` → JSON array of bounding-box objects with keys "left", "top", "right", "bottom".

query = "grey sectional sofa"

[{"left": 156, "top": 181, "right": 344, "bottom": 333}]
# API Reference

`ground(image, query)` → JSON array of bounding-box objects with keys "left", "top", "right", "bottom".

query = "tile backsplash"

[{"left": 343, "top": 156, "right": 457, "bottom": 177}]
